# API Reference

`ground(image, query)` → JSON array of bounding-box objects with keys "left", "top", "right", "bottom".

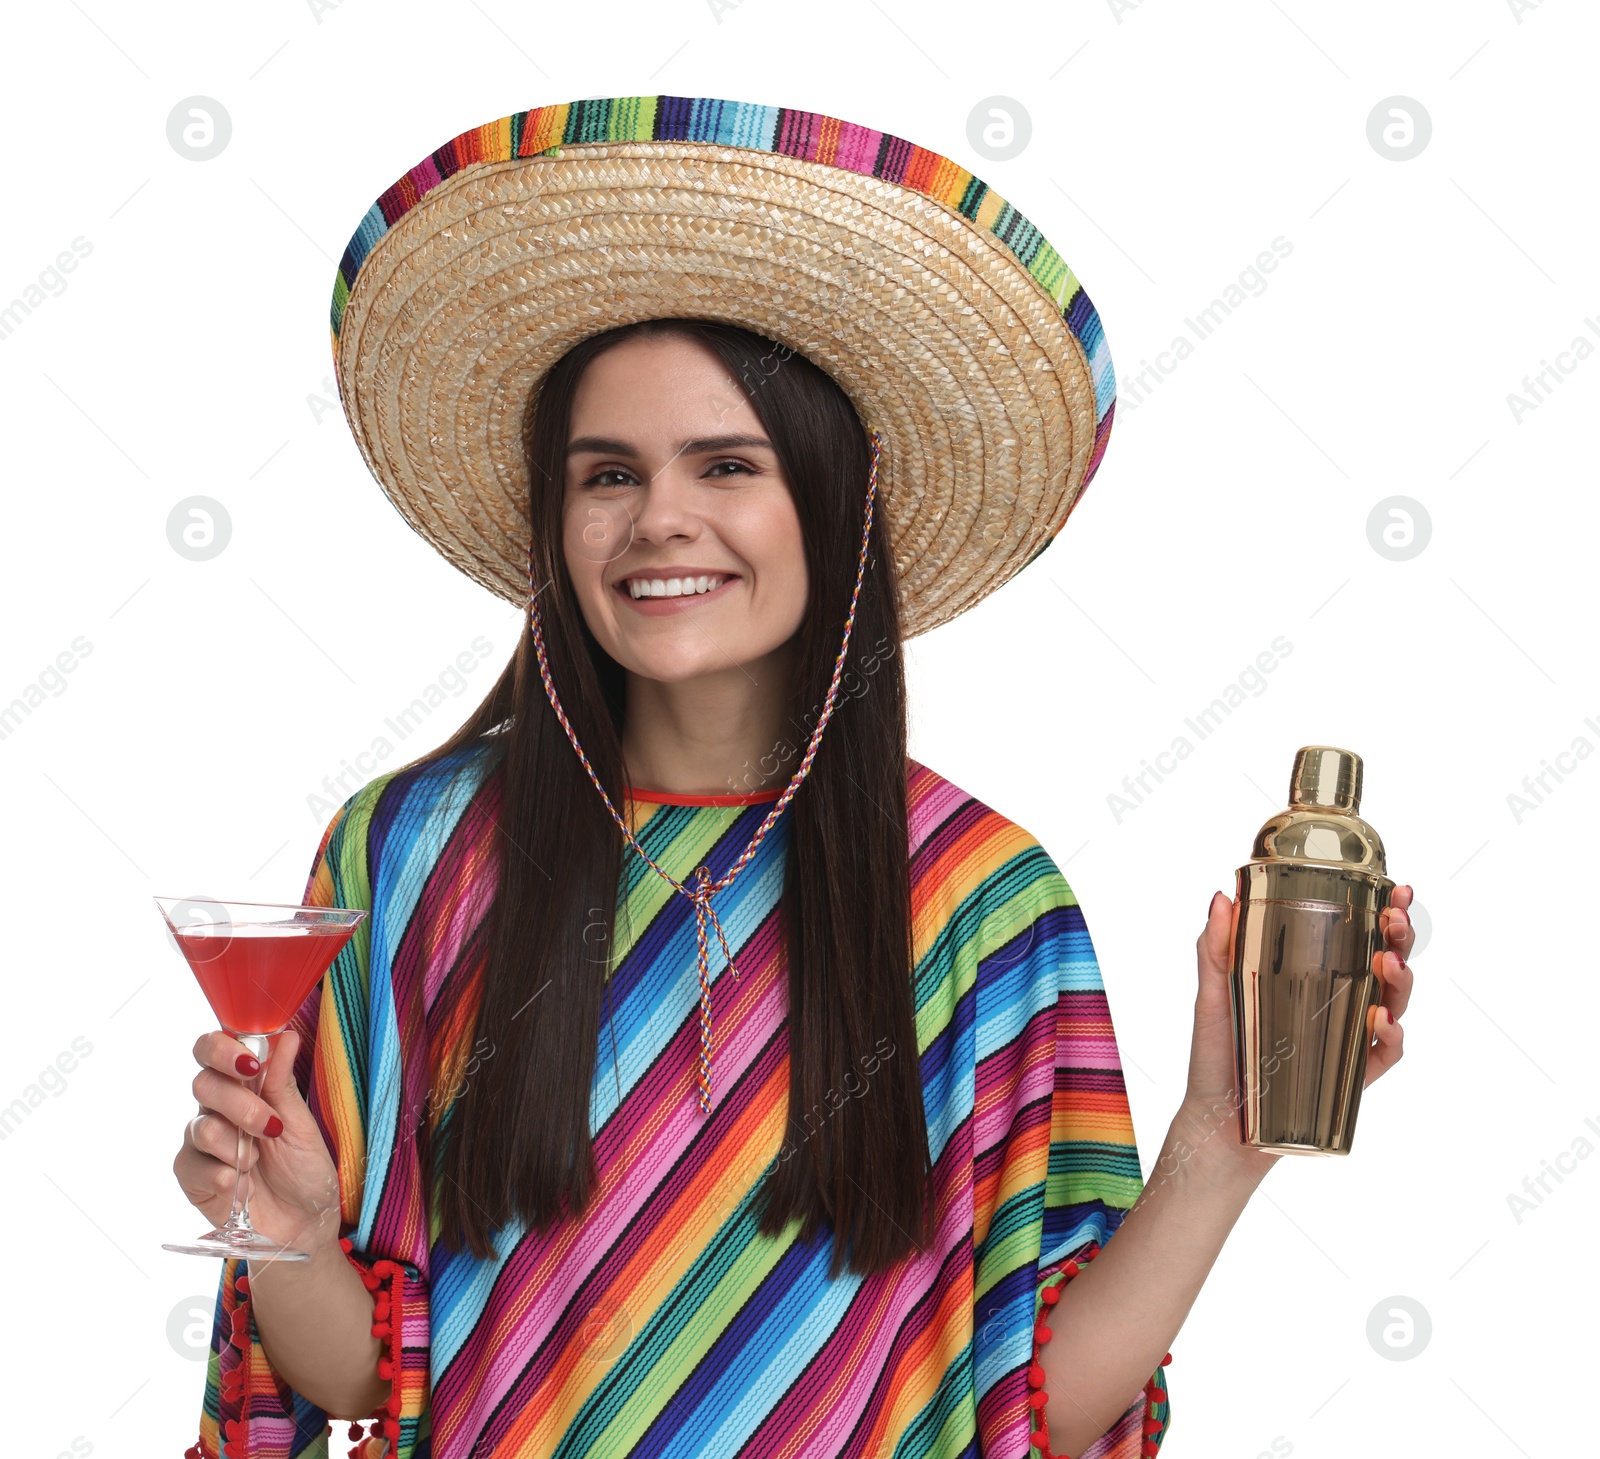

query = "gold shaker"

[{"left": 1228, "top": 746, "right": 1394, "bottom": 1155}]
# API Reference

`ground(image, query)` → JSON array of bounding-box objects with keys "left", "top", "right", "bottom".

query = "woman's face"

[{"left": 561, "top": 334, "right": 808, "bottom": 685}]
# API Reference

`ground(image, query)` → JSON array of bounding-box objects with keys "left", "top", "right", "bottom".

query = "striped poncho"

[{"left": 188, "top": 742, "right": 1172, "bottom": 1459}]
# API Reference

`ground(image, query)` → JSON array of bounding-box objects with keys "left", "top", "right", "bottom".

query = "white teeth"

[{"left": 625, "top": 574, "right": 727, "bottom": 599}]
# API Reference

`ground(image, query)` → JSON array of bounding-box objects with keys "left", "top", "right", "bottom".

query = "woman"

[{"left": 174, "top": 99, "right": 1413, "bottom": 1459}]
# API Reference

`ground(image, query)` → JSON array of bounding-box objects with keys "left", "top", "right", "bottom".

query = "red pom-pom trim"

[
  {"left": 340, "top": 1240, "right": 406, "bottom": 1459},
  {"left": 185, "top": 1237, "right": 406, "bottom": 1459},
  {"left": 1026, "top": 1241, "right": 1173, "bottom": 1459}
]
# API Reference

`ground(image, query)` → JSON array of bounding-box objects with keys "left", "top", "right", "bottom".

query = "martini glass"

[{"left": 156, "top": 895, "right": 367, "bottom": 1261}]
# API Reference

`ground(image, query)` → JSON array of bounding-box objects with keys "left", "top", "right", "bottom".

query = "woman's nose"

[{"left": 629, "top": 464, "right": 702, "bottom": 541}]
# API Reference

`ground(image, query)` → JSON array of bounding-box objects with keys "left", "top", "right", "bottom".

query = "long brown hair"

[{"left": 414, "top": 318, "right": 929, "bottom": 1279}]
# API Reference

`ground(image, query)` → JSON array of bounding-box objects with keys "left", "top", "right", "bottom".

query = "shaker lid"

[{"left": 1289, "top": 746, "right": 1363, "bottom": 812}]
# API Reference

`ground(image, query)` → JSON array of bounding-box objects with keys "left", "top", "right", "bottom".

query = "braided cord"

[{"left": 525, "top": 430, "right": 883, "bottom": 1112}]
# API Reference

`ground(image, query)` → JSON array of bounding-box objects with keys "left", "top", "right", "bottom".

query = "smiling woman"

[
  {"left": 556, "top": 327, "right": 815, "bottom": 789},
  {"left": 175, "top": 95, "right": 1208, "bottom": 1459},
  {"left": 433, "top": 315, "right": 921, "bottom": 1257}
]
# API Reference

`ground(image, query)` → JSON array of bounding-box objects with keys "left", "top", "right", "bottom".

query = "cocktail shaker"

[{"left": 1228, "top": 746, "right": 1394, "bottom": 1155}]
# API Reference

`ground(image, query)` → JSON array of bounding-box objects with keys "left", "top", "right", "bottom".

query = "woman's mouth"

[{"left": 612, "top": 572, "right": 741, "bottom": 615}]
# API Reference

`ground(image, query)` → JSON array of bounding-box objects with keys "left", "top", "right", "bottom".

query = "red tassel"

[
  {"left": 1027, "top": 1362, "right": 1046, "bottom": 1387},
  {"left": 1161, "top": 1351, "right": 1172, "bottom": 1366}
]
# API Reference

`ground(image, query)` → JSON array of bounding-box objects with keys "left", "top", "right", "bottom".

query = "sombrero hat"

[{"left": 329, "top": 94, "right": 1117, "bottom": 638}]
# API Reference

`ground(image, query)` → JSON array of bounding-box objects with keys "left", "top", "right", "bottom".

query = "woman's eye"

[
  {"left": 581, "top": 469, "right": 635, "bottom": 488},
  {"left": 706, "top": 459, "right": 755, "bottom": 479}
]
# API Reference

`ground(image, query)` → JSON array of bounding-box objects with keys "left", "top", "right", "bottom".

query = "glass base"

[{"left": 163, "top": 1225, "right": 313, "bottom": 1261}]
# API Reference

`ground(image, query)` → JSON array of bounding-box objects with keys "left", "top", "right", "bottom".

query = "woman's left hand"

[{"left": 1177, "top": 882, "right": 1415, "bottom": 1169}]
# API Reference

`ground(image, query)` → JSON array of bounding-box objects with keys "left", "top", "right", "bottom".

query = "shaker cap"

[{"left": 1289, "top": 746, "right": 1363, "bottom": 812}]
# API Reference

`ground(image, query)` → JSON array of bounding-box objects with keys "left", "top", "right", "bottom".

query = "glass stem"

[{"left": 221, "top": 1030, "right": 272, "bottom": 1234}]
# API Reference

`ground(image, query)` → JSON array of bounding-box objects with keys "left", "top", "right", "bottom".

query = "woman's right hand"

[{"left": 174, "top": 1028, "right": 343, "bottom": 1252}]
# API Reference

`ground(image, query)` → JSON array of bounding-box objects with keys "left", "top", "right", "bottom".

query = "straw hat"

[{"left": 329, "top": 94, "right": 1117, "bottom": 639}]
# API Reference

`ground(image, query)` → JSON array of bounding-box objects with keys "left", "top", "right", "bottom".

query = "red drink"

[
  {"left": 157, "top": 895, "right": 367, "bottom": 1262},
  {"left": 173, "top": 919, "right": 357, "bottom": 1034}
]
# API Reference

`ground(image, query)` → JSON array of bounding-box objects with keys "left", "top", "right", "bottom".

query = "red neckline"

[{"left": 625, "top": 784, "right": 785, "bottom": 806}]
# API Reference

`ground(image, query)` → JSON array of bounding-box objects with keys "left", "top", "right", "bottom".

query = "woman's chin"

[{"left": 609, "top": 634, "right": 779, "bottom": 687}]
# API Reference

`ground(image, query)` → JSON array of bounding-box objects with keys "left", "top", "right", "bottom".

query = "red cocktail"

[{"left": 156, "top": 896, "right": 367, "bottom": 1262}]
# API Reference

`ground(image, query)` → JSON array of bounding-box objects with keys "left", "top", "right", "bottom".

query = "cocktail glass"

[{"left": 155, "top": 895, "right": 366, "bottom": 1261}]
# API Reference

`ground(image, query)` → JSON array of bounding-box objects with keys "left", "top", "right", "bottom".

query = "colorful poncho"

[{"left": 188, "top": 742, "right": 1172, "bottom": 1459}]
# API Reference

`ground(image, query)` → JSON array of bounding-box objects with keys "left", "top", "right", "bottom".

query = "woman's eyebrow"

[{"left": 566, "top": 433, "right": 773, "bottom": 457}]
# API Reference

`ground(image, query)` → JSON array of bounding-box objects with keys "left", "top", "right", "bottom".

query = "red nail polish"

[
  {"left": 263, "top": 1114, "right": 284, "bottom": 1138},
  {"left": 236, "top": 1053, "right": 261, "bottom": 1076}
]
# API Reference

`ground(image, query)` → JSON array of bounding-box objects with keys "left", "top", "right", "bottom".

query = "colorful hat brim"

[{"left": 331, "top": 95, "right": 1116, "bottom": 637}]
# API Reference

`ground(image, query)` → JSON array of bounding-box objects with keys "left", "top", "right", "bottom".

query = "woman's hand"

[
  {"left": 173, "top": 1028, "right": 344, "bottom": 1253},
  {"left": 1175, "top": 883, "right": 1415, "bottom": 1175}
]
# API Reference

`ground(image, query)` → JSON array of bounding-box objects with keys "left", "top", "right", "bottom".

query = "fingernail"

[
  {"left": 236, "top": 1053, "right": 261, "bottom": 1076},
  {"left": 263, "top": 1114, "right": 284, "bottom": 1138}
]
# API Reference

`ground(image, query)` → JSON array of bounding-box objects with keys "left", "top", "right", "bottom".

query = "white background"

[{"left": 1, "top": 1, "right": 1593, "bottom": 1454}]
